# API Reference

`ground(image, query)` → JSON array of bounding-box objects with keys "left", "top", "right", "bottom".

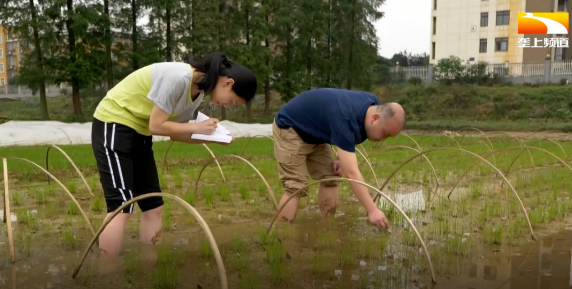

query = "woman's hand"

[{"left": 194, "top": 118, "right": 219, "bottom": 135}]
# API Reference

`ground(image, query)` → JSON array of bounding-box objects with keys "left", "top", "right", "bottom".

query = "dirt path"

[{"left": 405, "top": 129, "right": 572, "bottom": 141}]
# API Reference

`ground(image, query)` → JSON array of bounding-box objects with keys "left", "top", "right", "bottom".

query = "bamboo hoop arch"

[
  {"left": 359, "top": 144, "right": 369, "bottom": 159},
  {"left": 240, "top": 136, "right": 274, "bottom": 156},
  {"left": 265, "top": 177, "right": 437, "bottom": 284},
  {"left": 240, "top": 137, "right": 255, "bottom": 155},
  {"left": 457, "top": 127, "right": 495, "bottom": 151},
  {"left": 500, "top": 145, "right": 572, "bottom": 188},
  {"left": 71, "top": 193, "right": 228, "bottom": 289},
  {"left": 2, "top": 159, "right": 15, "bottom": 262},
  {"left": 521, "top": 138, "right": 567, "bottom": 160},
  {"left": 445, "top": 135, "right": 462, "bottom": 148},
  {"left": 56, "top": 128, "right": 73, "bottom": 145},
  {"left": 401, "top": 133, "right": 423, "bottom": 151},
  {"left": 355, "top": 147, "right": 379, "bottom": 187},
  {"left": 516, "top": 139, "right": 535, "bottom": 169},
  {"left": 162, "top": 142, "right": 226, "bottom": 182},
  {"left": 45, "top": 144, "right": 94, "bottom": 197},
  {"left": 379, "top": 145, "right": 440, "bottom": 190},
  {"left": 446, "top": 146, "right": 572, "bottom": 199},
  {"left": 193, "top": 155, "right": 278, "bottom": 209},
  {"left": 3, "top": 157, "right": 95, "bottom": 237},
  {"left": 370, "top": 148, "right": 535, "bottom": 240}
]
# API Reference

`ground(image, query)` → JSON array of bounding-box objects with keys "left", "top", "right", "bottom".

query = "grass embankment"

[
  {"left": 1, "top": 134, "right": 571, "bottom": 288},
  {"left": 2, "top": 84, "right": 572, "bottom": 132},
  {"left": 375, "top": 84, "right": 572, "bottom": 131}
]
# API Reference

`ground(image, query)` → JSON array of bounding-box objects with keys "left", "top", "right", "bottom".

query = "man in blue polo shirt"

[{"left": 272, "top": 88, "right": 405, "bottom": 229}]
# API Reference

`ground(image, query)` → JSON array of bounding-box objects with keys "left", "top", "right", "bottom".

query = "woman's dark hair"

[{"left": 188, "top": 52, "right": 258, "bottom": 102}]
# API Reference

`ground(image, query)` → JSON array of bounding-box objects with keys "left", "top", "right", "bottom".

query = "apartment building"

[
  {"left": 430, "top": 0, "right": 571, "bottom": 64},
  {"left": 0, "top": 26, "right": 21, "bottom": 87}
]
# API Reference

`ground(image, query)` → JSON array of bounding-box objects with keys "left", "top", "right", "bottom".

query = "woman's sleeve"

[{"left": 146, "top": 69, "right": 188, "bottom": 115}]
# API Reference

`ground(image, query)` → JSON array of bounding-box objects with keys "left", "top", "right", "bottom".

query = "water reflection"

[
  {"left": 378, "top": 189, "right": 426, "bottom": 213},
  {"left": 436, "top": 229, "right": 572, "bottom": 289}
]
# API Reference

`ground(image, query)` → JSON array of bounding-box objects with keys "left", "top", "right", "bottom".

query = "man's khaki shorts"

[{"left": 272, "top": 121, "right": 340, "bottom": 199}]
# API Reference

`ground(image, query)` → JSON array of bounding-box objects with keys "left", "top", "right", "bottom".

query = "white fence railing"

[
  {"left": 388, "top": 60, "right": 572, "bottom": 81},
  {"left": 0, "top": 84, "right": 66, "bottom": 97}
]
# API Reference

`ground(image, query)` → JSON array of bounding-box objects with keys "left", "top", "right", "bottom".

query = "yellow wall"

[
  {"left": 0, "top": 26, "right": 7, "bottom": 86},
  {"left": 0, "top": 26, "right": 21, "bottom": 87},
  {"left": 429, "top": 0, "right": 559, "bottom": 65}
]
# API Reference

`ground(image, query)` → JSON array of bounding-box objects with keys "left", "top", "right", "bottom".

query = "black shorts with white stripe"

[{"left": 91, "top": 117, "right": 163, "bottom": 214}]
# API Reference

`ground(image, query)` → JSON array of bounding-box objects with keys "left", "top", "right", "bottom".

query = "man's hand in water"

[{"left": 367, "top": 209, "right": 390, "bottom": 229}]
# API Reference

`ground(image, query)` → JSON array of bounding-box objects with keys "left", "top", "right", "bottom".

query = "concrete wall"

[
  {"left": 430, "top": 0, "right": 572, "bottom": 64},
  {"left": 522, "top": 0, "right": 557, "bottom": 62},
  {"left": 430, "top": 0, "right": 526, "bottom": 65}
]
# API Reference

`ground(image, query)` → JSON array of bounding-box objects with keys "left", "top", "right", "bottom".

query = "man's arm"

[{"left": 336, "top": 147, "right": 378, "bottom": 214}]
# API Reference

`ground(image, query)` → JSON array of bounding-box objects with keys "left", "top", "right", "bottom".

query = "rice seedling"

[
  {"left": 65, "top": 202, "right": 80, "bottom": 215},
  {"left": 124, "top": 250, "right": 143, "bottom": 277},
  {"left": 202, "top": 186, "right": 215, "bottom": 209},
  {"left": 62, "top": 228, "right": 77, "bottom": 249},
  {"left": 239, "top": 183, "right": 250, "bottom": 200},
  {"left": 182, "top": 189, "right": 196, "bottom": 206},
  {"left": 200, "top": 239, "right": 214, "bottom": 260},
  {"left": 33, "top": 189, "right": 48, "bottom": 204},
  {"left": 151, "top": 266, "right": 178, "bottom": 289},
  {"left": 218, "top": 183, "right": 231, "bottom": 202},
  {"left": 75, "top": 264, "right": 93, "bottom": 286},
  {"left": 311, "top": 254, "right": 328, "bottom": 276},
  {"left": 67, "top": 181, "right": 78, "bottom": 194},
  {"left": 11, "top": 190, "right": 23, "bottom": 205},
  {"left": 16, "top": 230, "right": 32, "bottom": 257},
  {"left": 90, "top": 196, "right": 105, "bottom": 212},
  {"left": 238, "top": 271, "right": 261, "bottom": 289}
]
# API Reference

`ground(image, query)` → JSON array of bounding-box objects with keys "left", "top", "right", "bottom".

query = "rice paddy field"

[{"left": 1, "top": 130, "right": 572, "bottom": 289}]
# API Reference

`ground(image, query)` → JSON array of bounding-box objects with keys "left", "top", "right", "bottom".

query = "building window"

[
  {"left": 480, "top": 39, "right": 488, "bottom": 53},
  {"left": 495, "top": 37, "right": 508, "bottom": 51},
  {"left": 0, "top": 78, "right": 4, "bottom": 86},
  {"left": 0, "top": 34, "right": 3, "bottom": 44},
  {"left": 433, "top": 17, "right": 437, "bottom": 35},
  {"left": 0, "top": 49, "right": 3, "bottom": 58},
  {"left": 496, "top": 11, "right": 510, "bottom": 25},
  {"left": 0, "top": 64, "right": 3, "bottom": 73},
  {"left": 434, "top": 0, "right": 437, "bottom": 10},
  {"left": 432, "top": 42, "right": 436, "bottom": 59},
  {"left": 558, "top": 0, "right": 568, "bottom": 12},
  {"left": 481, "top": 12, "right": 488, "bottom": 27}
]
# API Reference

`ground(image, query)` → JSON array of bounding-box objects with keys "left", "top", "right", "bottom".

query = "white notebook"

[{"left": 190, "top": 112, "right": 233, "bottom": 143}]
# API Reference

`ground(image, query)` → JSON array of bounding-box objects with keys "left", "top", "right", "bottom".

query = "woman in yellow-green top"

[{"left": 91, "top": 52, "right": 257, "bottom": 258}]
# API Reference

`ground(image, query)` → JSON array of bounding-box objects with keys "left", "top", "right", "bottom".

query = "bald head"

[
  {"left": 365, "top": 102, "right": 405, "bottom": 142},
  {"left": 376, "top": 102, "right": 405, "bottom": 129}
]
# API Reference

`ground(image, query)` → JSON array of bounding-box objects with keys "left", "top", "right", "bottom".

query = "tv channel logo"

[{"left": 518, "top": 12, "right": 569, "bottom": 34}]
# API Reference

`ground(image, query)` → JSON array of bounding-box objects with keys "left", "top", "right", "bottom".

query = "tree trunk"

[
  {"left": 306, "top": 38, "right": 312, "bottom": 90},
  {"left": 264, "top": 12, "right": 270, "bottom": 116},
  {"left": 218, "top": 0, "right": 226, "bottom": 120},
  {"left": 245, "top": 7, "right": 252, "bottom": 121},
  {"left": 326, "top": 0, "right": 332, "bottom": 85},
  {"left": 104, "top": 0, "right": 114, "bottom": 90},
  {"left": 30, "top": 0, "right": 49, "bottom": 120},
  {"left": 165, "top": 2, "right": 172, "bottom": 61},
  {"left": 346, "top": 0, "right": 356, "bottom": 90},
  {"left": 131, "top": 0, "right": 138, "bottom": 70},
  {"left": 66, "top": 0, "right": 82, "bottom": 115}
]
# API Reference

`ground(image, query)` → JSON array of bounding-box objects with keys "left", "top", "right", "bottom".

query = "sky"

[{"left": 374, "top": 0, "right": 431, "bottom": 58}]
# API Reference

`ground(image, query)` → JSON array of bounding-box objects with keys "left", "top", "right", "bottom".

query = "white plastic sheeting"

[{"left": 0, "top": 120, "right": 273, "bottom": 147}]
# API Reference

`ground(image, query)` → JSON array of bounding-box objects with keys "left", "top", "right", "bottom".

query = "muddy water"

[
  {"left": 433, "top": 229, "right": 572, "bottom": 289},
  {"left": 1, "top": 188, "right": 572, "bottom": 289}
]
